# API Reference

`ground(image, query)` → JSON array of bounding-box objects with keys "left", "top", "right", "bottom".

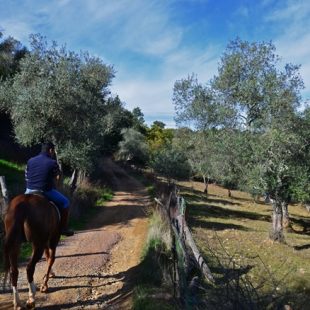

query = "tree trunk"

[
  {"left": 77, "top": 170, "right": 86, "bottom": 186},
  {"left": 228, "top": 188, "right": 231, "bottom": 197},
  {"left": 282, "top": 201, "right": 290, "bottom": 228},
  {"left": 202, "top": 175, "right": 208, "bottom": 195},
  {"left": 270, "top": 199, "right": 285, "bottom": 242},
  {"left": 69, "top": 169, "right": 78, "bottom": 194},
  {"left": 54, "top": 148, "right": 64, "bottom": 188},
  {"left": 0, "top": 176, "right": 9, "bottom": 215}
]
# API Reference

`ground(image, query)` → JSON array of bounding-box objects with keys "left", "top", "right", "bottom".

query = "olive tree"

[
  {"left": 173, "top": 38, "right": 305, "bottom": 242},
  {"left": 173, "top": 129, "right": 217, "bottom": 194},
  {"left": 117, "top": 128, "right": 149, "bottom": 165},
  {"left": 0, "top": 32, "right": 28, "bottom": 80},
  {"left": 1, "top": 34, "right": 114, "bottom": 174},
  {"left": 150, "top": 145, "right": 191, "bottom": 184}
]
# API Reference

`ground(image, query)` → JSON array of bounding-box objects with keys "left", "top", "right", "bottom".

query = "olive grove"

[{"left": 173, "top": 38, "right": 308, "bottom": 242}]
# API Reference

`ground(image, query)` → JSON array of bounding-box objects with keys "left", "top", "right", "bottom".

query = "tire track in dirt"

[{"left": 0, "top": 159, "right": 149, "bottom": 309}]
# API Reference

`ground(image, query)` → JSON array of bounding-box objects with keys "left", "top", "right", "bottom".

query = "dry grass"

[{"left": 177, "top": 181, "right": 310, "bottom": 309}]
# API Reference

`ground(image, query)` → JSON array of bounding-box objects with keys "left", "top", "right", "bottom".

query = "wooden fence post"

[
  {"left": 0, "top": 176, "right": 9, "bottom": 215},
  {"left": 183, "top": 223, "right": 214, "bottom": 283}
]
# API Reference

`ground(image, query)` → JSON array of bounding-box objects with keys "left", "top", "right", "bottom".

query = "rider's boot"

[{"left": 60, "top": 208, "right": 74, "bottom": 236}]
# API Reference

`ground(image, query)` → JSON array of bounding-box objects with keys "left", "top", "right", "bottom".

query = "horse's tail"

[{"left": 2, "top": 199, "right": 27, "bottom": 289}]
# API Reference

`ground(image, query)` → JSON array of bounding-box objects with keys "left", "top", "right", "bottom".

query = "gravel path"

[{"left": 0, "top": 159, "right": 149, "bottom": 309}]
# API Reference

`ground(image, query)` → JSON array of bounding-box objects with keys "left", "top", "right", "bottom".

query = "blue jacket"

[{"left": 25, "top": 152, "right": 60, "bottom": 191}]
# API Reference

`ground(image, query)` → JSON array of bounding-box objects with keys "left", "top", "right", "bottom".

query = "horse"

[{"left": 3, "top": 193, "right": 61, "bottom": 309}]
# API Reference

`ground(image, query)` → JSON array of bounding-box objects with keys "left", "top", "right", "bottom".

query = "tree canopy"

[
  {"left": 1, "top": 34, "right": 114, "bottom": 172},
  {"left": 172, "top": 38, "right": 308, "bottom": 241}
]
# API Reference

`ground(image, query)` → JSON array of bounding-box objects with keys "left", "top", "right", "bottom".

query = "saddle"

[{"left": 26, "top": 191, "right": 61, "bottom": 220}]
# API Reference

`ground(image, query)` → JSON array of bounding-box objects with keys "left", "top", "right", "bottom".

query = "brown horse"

[{"left": 3, "top": 193, "right": 61, "bottom": 309}]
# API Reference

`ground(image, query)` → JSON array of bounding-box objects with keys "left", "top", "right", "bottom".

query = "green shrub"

[
  {"left": 69, "top": 181, "right": 113, "bottom": 219},
  {"left": 133, "top": 208, "right": 174, "bottom": 309}
]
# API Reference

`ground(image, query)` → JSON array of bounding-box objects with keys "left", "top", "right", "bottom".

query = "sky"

[{"left": 0, "top": 0, "right": 309, "bottom": 127}]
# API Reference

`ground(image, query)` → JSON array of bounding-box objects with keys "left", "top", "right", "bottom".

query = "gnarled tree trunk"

[
  {"left": 281, "top": 201, "right": 290, "bottom": 228},
  {"left": 69, "top": 169, "right": 78, "bottom": 194},
  {"left": 270, "top": 199, "right": 285, "bottom": 242},
  {"left": 202, "top": 175, "right": 209, "bottom": 195}
]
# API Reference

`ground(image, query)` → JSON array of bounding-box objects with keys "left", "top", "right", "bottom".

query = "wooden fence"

[
  {"left": 155, "top": 184, "right": 214, "bottom": 303},
  {"left": 0, "top": 176, "right": 9, "bottom": 216}
]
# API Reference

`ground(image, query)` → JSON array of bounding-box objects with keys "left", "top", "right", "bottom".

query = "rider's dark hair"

[{"left": 41, "top": 142, "right": 55, "bottom": 153}]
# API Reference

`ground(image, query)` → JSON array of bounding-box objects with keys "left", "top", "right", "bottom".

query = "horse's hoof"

[
  {"left": 40, "top": 284, "right": 48, "bottom": 293},
  {"left": 26, "top": 299, "right": 35, "bottom": 309}
]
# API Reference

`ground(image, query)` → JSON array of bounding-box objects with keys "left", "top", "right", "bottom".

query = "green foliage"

[
  {"left": 132, "top": 107, "right": 148, "bottom": 134},
  {"left": 69, "top": 184, "right": 113, "bottom": 226},
  {"left": 287, "top": 107, "right": 310, "bottom": 203},
  {"left": 147, "top": 121, "right": 174, "bottom": 153},
  {"left": 0, "top": 32, "right": 28, "bottom": 81},
  {"left": 96, "top": 188, "right": 114, "bottom": 205},
  {"left": 1, "top": 34, "right": 115, "bottom": 172},
  {"left": 0, "top": 158, "right": 25, "bottom": 196},
  {"left": 146, "top": 185, "right": 155, "bottom": 198},
  {"left": 133, "top": 286, "right": 174, "bottom": 310},
  {"left": 118, "top": 128, "right": 149, "bottom": 165},
  {"left": 173, "top": 38, "right": 308, "bottom": 241},
  {"left": 139, "top": 210, "right": 171, "bottom": 286},
  {"left": 133, "top": 209, "right": 173, "bottom": 310},
  {"left": 150, "top": 146, "right": 191, "bottom": 181},
  {"left": 100, "top": 96, "right": 136, "bottom": 154},
  {"left": 0, "top": 159, "right": 24, "bottom": 172},
  {"left": 173, "top": 74, "right": 227, "bottom": 129},
  {"left": 173, "top": 38, "right": 306, "bottom": 200}
]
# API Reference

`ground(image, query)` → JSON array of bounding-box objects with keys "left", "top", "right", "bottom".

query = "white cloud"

[
  {"left": 266, "top": 0, "right": 310, "bottom": 21},
  {"left": 0, "top": 0, "right": 182, "bottom": 56},
  {"left": 2, "top": 0, "right": 310, "bottom": 127},
  {"left": 0, "top": 20, "right": 33, "bottom": 43},
  {"left": 235, "top": 6, "right": 249, "bottom": 18},
  {"left": 110, "top": 42, "right": 221, "bottom": 128},
  {"left": 111, "top": 78, "right": 173, "bottom": 115},
  {"left": 265, "top": 1, "right": 310, "bottom": 99}
]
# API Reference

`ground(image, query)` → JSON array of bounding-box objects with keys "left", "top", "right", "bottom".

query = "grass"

[
  {"left": 69, "top": 186, "right": 114, "bottom": 231},
  {"left": 0, "top": 158, "right": 25, "bottom": 197},
  {"left": 133, "top": 208, "right": 175, "bottom": 310},
  {"left": 122, "top": 165, "right": 156, "bottom": 198},
  {"left": 177, "top": 180, "right": 310, "bottom": 309},
  {"left": 0, "top": 159, "right": 26, "bottom": 268},
  {"left": 133, "top": 285, "right": 176, "bottom": 310}
]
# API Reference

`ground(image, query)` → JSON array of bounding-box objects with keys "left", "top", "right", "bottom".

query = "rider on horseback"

[{"left": 25, "top": 142, "right": 74, "bottom": 236}]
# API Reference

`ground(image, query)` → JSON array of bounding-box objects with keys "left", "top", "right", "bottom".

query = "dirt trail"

[{"left": 0, "top": 159, "right": 149, "bottom": 309}]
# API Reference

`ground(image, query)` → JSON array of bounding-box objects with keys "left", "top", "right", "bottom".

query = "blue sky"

[{"left": 1, "top": 0, "right": 309, "bottom": 127}]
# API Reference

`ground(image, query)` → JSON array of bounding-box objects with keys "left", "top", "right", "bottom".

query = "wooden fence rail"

[{"left": 155, "top": 185, "right": 214, "bottom": 302}]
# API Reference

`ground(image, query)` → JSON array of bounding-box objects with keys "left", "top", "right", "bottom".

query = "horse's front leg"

[
  {"left": 44, "top": 247, "right": 55, "bottom": 277},
  {"left": 41, "top": 247, "right": 56, "bottom": 293}
]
